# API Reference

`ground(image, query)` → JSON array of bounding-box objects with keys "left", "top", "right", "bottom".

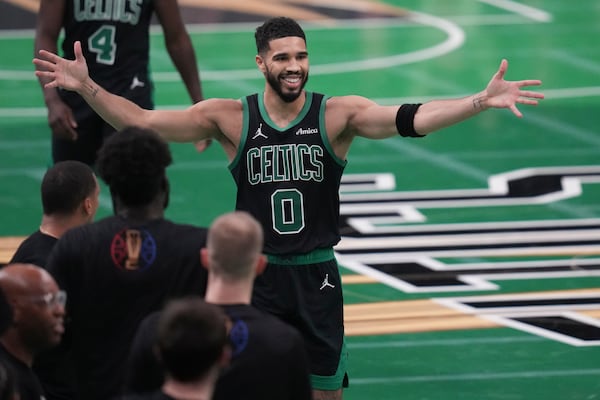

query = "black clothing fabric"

[
  {"left": 230, "top": 91, "right": 346, "bottom": 255},
  {"left": 46, "top": 216, "right": 208, "bottom": 400},
  {"left": 9, "top": 230, "right": 57, "bottom": 268},
  {"left": 8, "top": 229, "right": 74, "bottom": 400},
  {"left": 53, "top": 0, "right": 155, "bottom": 164},
  {"left": 0, "top": 343, "right": 45, "bottom": 400},
  {"left": 124, "top": 304, "right": 312, "bottom": 400}
]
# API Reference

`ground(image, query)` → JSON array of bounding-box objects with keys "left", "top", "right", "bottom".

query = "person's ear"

[
  {"left": 83, "top": 197, "right": 94, "bottom": 216},
  {"left": 256, "top": 54, "right": 266, "bottom": 74},
  {"left": 219, "top": 343, "right": 232, "bottom": 369},
  {"left": 200, "top": 248, "right": 209, "bottom": 271},
  {"left": 255, "top": 254, "right": 267, "bottom": 276}
]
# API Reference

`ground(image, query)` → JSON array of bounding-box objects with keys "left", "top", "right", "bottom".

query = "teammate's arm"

[
  {"left": 34, "top": 0, "right": 78, "bottom": 140},
  {"left": 155, "top": 0, "right": 203, "bottom": 104}
]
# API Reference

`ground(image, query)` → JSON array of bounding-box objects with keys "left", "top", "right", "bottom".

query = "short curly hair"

[
  {"left": 96, "top": 126, "right": 172, "bottom": 207},
  {"left": 255, "top": 16, "right": 306, "bottom": 55}
]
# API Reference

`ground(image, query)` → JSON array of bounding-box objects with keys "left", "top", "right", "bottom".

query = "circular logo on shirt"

[
  {"left": 229, "top": 318, "right": 249, "bottom": 357},
  {"left": 110, "top": 228, "right": 157, "bottom": 271}
]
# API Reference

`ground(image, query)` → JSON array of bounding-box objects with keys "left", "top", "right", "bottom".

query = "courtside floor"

[{"left": 1, "top": 1, "right": 599, "bottom": 399}]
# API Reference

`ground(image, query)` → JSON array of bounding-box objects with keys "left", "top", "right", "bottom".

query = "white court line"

[
  {"left": 348, "top": 335, "right": 541, "bottom": 349},
  {"left": 352, "top": 368, "right": 600, "bottom": 385},
  {"left": 478, "top": 0, "right": 552, "bottom": 22},
  {"left": 0, "top": 12, "right": 465, "bottom": 81}
]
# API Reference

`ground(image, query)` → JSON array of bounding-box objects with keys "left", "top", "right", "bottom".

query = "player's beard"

[{"left": 265, "top": 67, "right": 309, "bottom": 103}]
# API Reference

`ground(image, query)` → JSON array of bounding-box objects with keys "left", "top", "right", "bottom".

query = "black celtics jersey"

[
  {"left": 230, "top": 92, "right": 347, "bottom": 255},
  {"left": 61, "top": 0, "right": 154, "bottom": 90}
]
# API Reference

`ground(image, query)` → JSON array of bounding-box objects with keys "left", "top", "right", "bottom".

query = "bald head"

[
  {"left": 205, "top": 211, "right": 264, "bottom": 281},
  {"left": 0, "top": 263, "right": 65, "bottom": 357},
  {"left": 0, "top": 263, "right": 58, "bottom": 299}
]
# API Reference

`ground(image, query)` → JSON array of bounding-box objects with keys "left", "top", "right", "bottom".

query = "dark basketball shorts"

[
  {"left": 53, "top": 80, "right": 153, "bottom": 166},
  {"left": 252, "top": 248, "right": 349, "bottom": 390}
]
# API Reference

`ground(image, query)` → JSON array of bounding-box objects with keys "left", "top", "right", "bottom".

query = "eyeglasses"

[{"left": 28, "top": 290, "right": 67, "bottom": 308}]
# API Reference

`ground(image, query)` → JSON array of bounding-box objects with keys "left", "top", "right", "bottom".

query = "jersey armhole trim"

[
  {"left": 319, "top": 95, "right": 347, "bottom": 168},
  {"left": 228, "top": 95, "right": 250, "bottom": 171}
]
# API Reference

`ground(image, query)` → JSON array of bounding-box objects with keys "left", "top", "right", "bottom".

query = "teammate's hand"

[{"left": 47, "top": 99, "right": 78, "bottom": 141}]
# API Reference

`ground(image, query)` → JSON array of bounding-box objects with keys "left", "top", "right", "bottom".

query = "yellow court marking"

[
  {"left": 0, "top": 236, "right": 24, "bottom": 264},
  {"left": 343, "top": 289, "right": 600, "bottom": 336},
  {"left": 344, "top": 299, "right": 498, "bottom": 336}
]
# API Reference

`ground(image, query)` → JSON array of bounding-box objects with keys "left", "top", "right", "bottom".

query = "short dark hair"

[
  {"left": 255, "top": 16, "right": 306, "bottom": 54},
  {"left": 96, "top": 126, "right": 172, "bottom": 207},
  {"left": 157, "top": 297, "right": 228, "bottom": 382},
  {"left": 41, "top": 160, "right": 96, "bottom": 215}
]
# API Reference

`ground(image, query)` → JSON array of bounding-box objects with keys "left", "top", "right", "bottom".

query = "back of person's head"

[
  {"left": 157, "top": 297, "right": 228, "bottom": 382},
  {"left": 96, "top": 126, "right": 172, "bottom": 208},
  {"left": 255, "top": 16, "right": 306, "bottom": 54},
  {"left": 41, "top": 160, "right": 98, "bottom": 217},
  {"left": 205, "top": 211, "right": 264, "bottom": 281}
]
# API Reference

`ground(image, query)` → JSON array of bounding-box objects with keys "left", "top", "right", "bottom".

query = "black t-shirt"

[
  {"left": 46, "top": 216, "right": 208, "bottom": 400},
  {"left": 0, "top": 343, "right": 45, "bottom": 400},
  {"left": 120, "top": 391, "right": 175, "bottom": 400},
  {"left": 125, "top": 304, "right": 312, "bottom": 400},
  {"left": 9, "top": 230, "right": 57, "bottom": 268}
]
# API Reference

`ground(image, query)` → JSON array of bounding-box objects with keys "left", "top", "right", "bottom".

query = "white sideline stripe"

[
  {"left": 352, "top": 368, "right": 600, "bottom": 385},
  {"left": 0, "top": 86, "right": 598, "bottom": 118},
  {"left": 0, "top": 12, "right": 465, "bottom": 81},
  {"left": 478, "top": 0, "right": 552, "bottom": 22},
  {"left": 348, "top": 335, "right": 541, "bottom": 349}
]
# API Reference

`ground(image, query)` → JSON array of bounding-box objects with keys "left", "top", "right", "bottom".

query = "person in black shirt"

[
  {"left": 8, "top": 160, "right": 98, "bottom": 400},
  {"left": 122, "top": 297, "right": 229, "bottom": 400},
  {"left": 0, "top": 263, "right": 66, "bottom": 400},
  {"left": 10, "top": 160, "right": 99, "bottom": 268},
  {"left": 46, "top": 127, "right": 208, "bottom": 400},
  {"left": 35, "top": 16, "right": 544, "bottom": 399},
  {"left": 124, "top": 211, "right": 312, "bottom": 400}
]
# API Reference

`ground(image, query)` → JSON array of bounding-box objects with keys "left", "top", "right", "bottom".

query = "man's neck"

[
  {"left": 204, "top": 277, "right": 252, "bottom": 305},
  {"left": 40, "top": 214, "right": 84, "bottom": 239},
  {"left": 162, "top": 376, "right": 214, "bottom": 400},
  {"left": 262, "top": 89, "right": 306, "bottom": 128},
  {"left": 0, "top": 334, "right": 34, "bottom": 366}
]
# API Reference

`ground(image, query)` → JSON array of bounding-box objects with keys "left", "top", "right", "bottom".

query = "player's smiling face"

[{"left": 257, "top": 36, "right": 309, "bottom": 103}]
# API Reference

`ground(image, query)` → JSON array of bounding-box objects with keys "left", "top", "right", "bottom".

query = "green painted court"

[{"left": 1, "top": 1, "right": 599, "bottom": 399}]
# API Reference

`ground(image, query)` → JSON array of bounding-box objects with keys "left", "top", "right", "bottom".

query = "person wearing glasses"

[
  {"left": 0, "top": 263, "right": 66, "bottom": 400},
  {"left": 8, "top": 160, "right": 99, "bottom": 400}
]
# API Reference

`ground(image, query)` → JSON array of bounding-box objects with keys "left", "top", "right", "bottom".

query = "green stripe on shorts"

[
  {"left": 310, "top": 340, "right": 348, "bottom": 390},
  {"left": 266, "top": 248, "right": 334, "bottom": 265}
]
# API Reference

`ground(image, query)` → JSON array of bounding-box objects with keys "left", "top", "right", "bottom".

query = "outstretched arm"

[
  {"left": 33, "top": 41, "right": 214, "bottom": 143},
  {"left": 344, "top": 59, "right": 543, "bottom": 140},
  {"left": 414, "top": 59, "right": 543, "bottom": 134}
]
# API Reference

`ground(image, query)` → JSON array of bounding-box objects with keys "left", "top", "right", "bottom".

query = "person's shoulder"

[
  {"left": 225, "top": 304, "right": 303, "bottom": 339},
  {"left": 195, "top": 97, "right": 242, "bottom": 112},
  {"left": 163, "top": 219, "right": 208, "bottom": 235}
]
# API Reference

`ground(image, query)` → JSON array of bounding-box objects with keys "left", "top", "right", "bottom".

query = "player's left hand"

[{"left": 484, "top": 59, "right": 544, "bottom": 118}]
